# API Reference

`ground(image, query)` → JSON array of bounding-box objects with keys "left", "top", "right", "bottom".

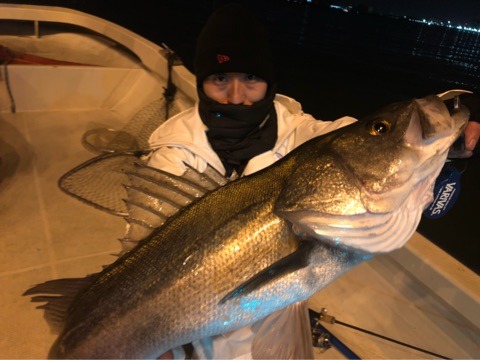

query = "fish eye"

[{"left": 369, "top": 119, "right": 392, "bottom": 135}]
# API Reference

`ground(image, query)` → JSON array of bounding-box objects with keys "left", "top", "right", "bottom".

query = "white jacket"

[
  {"left": 147, "top": 94, "right": 357, "bottom": 359},
  {"left": 148, "top": 94, "right": 356, "bottom": 177}
]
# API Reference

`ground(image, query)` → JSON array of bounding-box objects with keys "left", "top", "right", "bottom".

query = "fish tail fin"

[
  {"left": 23, "top": 276, "right": 96, "bottom": 333},
  {"left": 251, "top": 301, "right": 314, "bottom": 359}
]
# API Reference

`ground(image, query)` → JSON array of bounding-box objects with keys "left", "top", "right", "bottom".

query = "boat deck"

[
  {"left": 1, "top": 109, "right": 126, "bottom": 358},
  {"left": 309, "top": 249, "right": 479, "bottom": 358},
  {"left": 1, "top": 109, "right": 478, "bottom": 358}
]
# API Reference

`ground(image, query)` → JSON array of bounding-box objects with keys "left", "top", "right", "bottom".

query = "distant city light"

[
  {"left": 329, "top": 4, "right": 351, "bottom": 12},
  {"left": 328, "top": 2, "right": 480, "bottom": 33},
  {"left": 411, "top": 18, "right": 480, "bottom": 32}
]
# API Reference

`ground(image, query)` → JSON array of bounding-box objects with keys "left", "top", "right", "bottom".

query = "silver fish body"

[{"left": 25, "top": 95, "right": 468, "bottom": 358}]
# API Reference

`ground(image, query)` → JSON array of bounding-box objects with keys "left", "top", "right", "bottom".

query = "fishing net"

[
  {"left": 59, "top": 152, "right": 147, "bottom": 216},
  {"left": 81, "top": 97, "right": 177, "bottom": 154},
  {"left": 58, "top": 97, "right": 184, "bottom": 216},
  {"left": 58, "top": 41, "right": 189, "bottom": 214}
]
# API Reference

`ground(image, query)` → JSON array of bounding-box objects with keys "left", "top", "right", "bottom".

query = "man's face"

[{"left": 202, "top": 72, "right": 268, "bottom": 105}]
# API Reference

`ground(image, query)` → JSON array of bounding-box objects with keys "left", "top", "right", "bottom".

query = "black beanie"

[{"left": 194, "top": 3, "right": 275, "bottom": 86}]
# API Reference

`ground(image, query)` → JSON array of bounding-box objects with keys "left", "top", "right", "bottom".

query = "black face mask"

[{"left": 198, "top": 86, "right": 278, "bottom": 177}]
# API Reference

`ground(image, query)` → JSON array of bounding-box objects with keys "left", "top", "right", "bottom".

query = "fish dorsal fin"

[
  {"left": 120, "top": 162, "right": 228, "bottom": 255},
  {"left": 22, "top": 275, "right": 96, "bottom": 333},
  {"left": 58, "top": 152, "right": 228, "bottom": 217},
  {"left": 59, "top": 151, "right": 228, "bottom": 256},
  {"left": 182, "top": 163, "right": 229, "bottom": 190}
]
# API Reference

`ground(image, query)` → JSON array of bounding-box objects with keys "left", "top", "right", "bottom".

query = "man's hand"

[
  {"left": 449, "top": 121, "right": 480, "bottom": 158},
  {"left": 465, "top": 121, "right": 480, "bottom": 154}
]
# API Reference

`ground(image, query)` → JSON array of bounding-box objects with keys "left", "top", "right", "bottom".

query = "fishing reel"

[{"left": 309, "top": 308, "right": 333, "bottom": 352}]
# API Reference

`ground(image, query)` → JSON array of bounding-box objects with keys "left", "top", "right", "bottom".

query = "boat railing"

[{"left": 0, "top": 3, "right": 197, "bottom": 102}]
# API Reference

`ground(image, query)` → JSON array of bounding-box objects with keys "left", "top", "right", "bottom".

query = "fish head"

[
  {"left": 336, "top": 95, "right": 468, "bottom": 212},
  {"left": 275, "top": 95, "right": 469, "bottom": 253}
]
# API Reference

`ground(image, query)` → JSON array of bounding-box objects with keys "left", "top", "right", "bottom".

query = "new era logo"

[{"left": 217, "top": 54, "right": 230, "bottom": 63}]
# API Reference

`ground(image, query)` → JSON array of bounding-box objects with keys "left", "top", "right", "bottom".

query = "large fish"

[{"left": 24, "top": 94, "right": 469, "bottom": 358}]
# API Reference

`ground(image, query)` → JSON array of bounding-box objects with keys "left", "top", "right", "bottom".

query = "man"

[{"left": 148, "top": 4, "right": 357, "bottom": 181}]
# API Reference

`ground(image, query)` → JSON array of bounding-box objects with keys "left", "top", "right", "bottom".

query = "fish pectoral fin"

[{"left": 219, "top": 240, "right": 314, "bottom": 305}]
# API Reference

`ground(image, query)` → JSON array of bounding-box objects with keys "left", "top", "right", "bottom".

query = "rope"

[
  {"left": 161, "top": 43, "right": 181, "bottom": 120},
  {"left": 0, "top": 46, "right": 16, "bottom": 113}
]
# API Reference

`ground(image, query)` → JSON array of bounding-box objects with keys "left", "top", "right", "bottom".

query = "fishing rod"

[{"left": 310, "top": 308, "right": 452, "bottom": 360}]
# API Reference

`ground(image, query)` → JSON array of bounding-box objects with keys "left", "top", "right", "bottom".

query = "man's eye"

[
  {"left": 245, "top": 74, "right": 259, "bottom": 81},
  {"left": 213, "top": 75, "right": 227, "bottom": 82},
  {"left": 207, "top": 74, "right": 227, "bottom": 82}
]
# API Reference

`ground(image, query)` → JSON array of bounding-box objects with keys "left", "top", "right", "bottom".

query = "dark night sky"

[
  {"left": 345, "top": 0, "right": 480, "bottom": 24},
  {"left": 5, "top": 0, "right": 480, "bottom": 25}
]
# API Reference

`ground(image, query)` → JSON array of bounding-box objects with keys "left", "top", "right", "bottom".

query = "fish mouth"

[
  {"left": 397, "top": 96, "right": 468, "bottom": 188},
  {"left": 396, "top": 97, "right": 468, "bottom": 204},
  {"left": 407, "top": 96, "right": 468, "bottom": 156}
]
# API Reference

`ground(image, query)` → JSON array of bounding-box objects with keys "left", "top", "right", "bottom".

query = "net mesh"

[
  {"left": 59, "top": 97, "right": 183, "bottom": 215},
  {"left": 59, "top": 152, "right": 147, "bottom": 216},
  {"left": 82, "top": 97, "right": 179, "bottom": 154}
]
